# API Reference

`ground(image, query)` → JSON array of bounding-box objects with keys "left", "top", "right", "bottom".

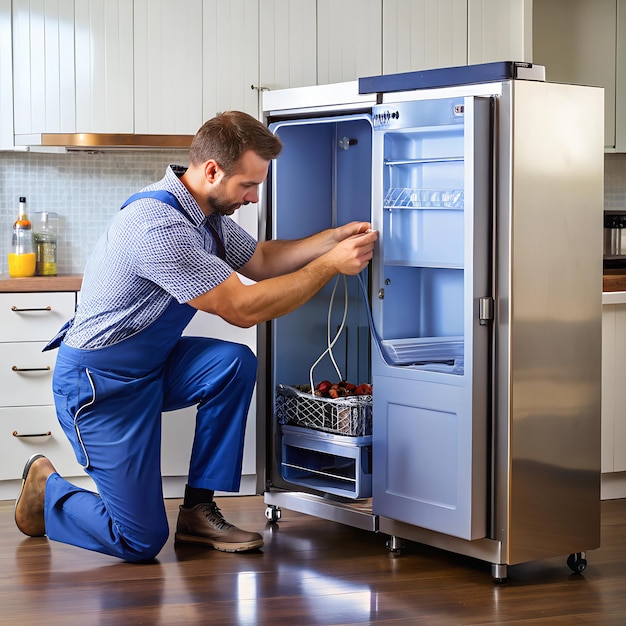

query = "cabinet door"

[
  {"left": 0, "top": 292, "right": 76, "bottom": 342},
  {"left": 12, "top": 0, "right": 76, "bottom": 135},
  {"left": 203, "top": 0, "right": 259, "bottom": 119},
  {"left": 134, "top": 0, "right": 203, "bottom": 134},
  {"left": 317, "top": 0, "right": 382, "bottom": 84},
  {"left": 616, "top": 0, "right": 626, "bottom": 151},
  {"left": 382, "top": 0, "right": 467, "bottom": 74},
  {"left": 0, "top": 406, "right": 88, "bottom": 481},
  {"left": 259, "top": 0, "right": 317, "bottom": 90},
  {"left": 74, "top": 0, "right": 133, "bottom": 133},
  {"left": 602, "top": 305, "right": 616, "bottom": 473},
  {"left": 533, "top": 0, "right": 616, "bottom": 150},
  {"left": 467, "top": 0, "right": 532, "bottom": 64},
  {"left": 614, "top": 305, "right": 626, "bottom": 471},
  {"left": 0, "top": 0, "right": 13, "bottom": 149}
]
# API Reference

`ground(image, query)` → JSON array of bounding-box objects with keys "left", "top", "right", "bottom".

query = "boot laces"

[{"left": 201, "top": 502, "right": 233, "bottom": 532}]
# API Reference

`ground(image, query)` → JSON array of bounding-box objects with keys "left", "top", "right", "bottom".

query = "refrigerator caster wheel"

[
  {"left": 386, "top": 536, "right": 404, "bottom": 554},
  {"left": 567, "top": 552, "right": 587, "bottom": 574},
  {"left": 265, "top": 505, "right": 282, "bottom": 523},
  {"left": 491, "top": 563, "right": 508, "bottom": 583}
]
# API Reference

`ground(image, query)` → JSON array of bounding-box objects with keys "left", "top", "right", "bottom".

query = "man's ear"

[{"left": 204, "top": 159, "right": 222, "bottom": 184}]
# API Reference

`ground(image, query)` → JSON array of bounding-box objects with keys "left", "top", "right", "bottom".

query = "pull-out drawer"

[
  {"left": 280, "top": 425, "right": 372, "bottom": 499},
  {"left": 0, "top": 291, "right": 75, "bottom": 343},
  {"left": 0, "top": 342, "right": 56, "bottom": 406},
  {"left": 0, "top": 406, "right": 86, "bottom": 480}
]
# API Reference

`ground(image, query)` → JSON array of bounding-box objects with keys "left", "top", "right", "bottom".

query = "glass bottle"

[
  {"left": 8, "top": 197, "right": 36, "bottom": 278},
  {"left": 34, "top": 211, "right": 58, "bottom": 276}
]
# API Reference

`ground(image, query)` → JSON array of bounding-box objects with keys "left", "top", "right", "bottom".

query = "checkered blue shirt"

[{"left": 64, "top": 165, "right": 257, "bottom": 349}]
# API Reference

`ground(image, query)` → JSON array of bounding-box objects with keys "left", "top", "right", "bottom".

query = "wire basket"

[{"left": 276, "top": 384, "right": 372, "bottom": 437}]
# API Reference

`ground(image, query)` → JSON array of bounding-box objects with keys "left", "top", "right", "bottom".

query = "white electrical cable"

[{"left": 308, "top": 274, "right": 349, "bottom": 394}]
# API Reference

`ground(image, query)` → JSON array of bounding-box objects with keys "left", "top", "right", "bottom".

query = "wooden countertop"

[
  {"left": 1, "top": 271, "right": 624, "bottom": 296},
  {"left": 0, "top": 274, "right": 83, "bottom": 292},
  {"left": 604, "top": 271, "right": 626, "bottom": 293}
]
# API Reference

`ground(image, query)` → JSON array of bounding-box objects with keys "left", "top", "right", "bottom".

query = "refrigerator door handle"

[{"left": 479, "top": 296, "right": 494, "bottom": 325}]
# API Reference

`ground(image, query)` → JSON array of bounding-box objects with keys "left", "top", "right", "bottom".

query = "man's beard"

[{"left": 207, "top": 194, "right": 240, "bottom": 216}]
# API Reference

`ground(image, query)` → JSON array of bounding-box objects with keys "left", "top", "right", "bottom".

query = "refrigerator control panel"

[
  {"left": 372, "top": 107, "right": 400, "bottom": 128},
  {"left": 373, "top": 100, "right": 465, "bottom": 130}
]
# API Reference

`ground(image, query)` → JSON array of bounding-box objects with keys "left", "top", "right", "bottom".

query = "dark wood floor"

[{"left": 1, "top": 495, "right": 625, "bottom": 625}]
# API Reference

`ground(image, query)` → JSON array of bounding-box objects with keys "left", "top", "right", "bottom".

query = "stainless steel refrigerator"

[{"left": 256, "top": 62, "right": 604, "bottom": 581}]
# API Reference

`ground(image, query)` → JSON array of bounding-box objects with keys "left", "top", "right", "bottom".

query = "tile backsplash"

[
  {"left": 1, "top": 149, "right": 189, "bottom": 275},
  {"left": 1, "top": 150, "right": 625, "bottom": 276},
  {"left": 604, "top": 153, "right": 626, "bottom": 210}
]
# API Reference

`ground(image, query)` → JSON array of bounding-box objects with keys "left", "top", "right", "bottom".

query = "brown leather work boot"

[
  {"left": 175, "top": 502, "right": 263, "bottom": 552},
  {"left": 15, "top": 454, "right": 56, "bottom": 537}
]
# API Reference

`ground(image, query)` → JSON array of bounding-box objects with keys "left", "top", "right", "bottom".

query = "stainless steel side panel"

[{"left": 494, "top": 81, "right": 604, "bottom": 564}]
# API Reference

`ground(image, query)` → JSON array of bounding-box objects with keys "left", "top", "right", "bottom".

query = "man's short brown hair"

[{"left": 189, "top": 111, "right": 282, "bottom": 175}]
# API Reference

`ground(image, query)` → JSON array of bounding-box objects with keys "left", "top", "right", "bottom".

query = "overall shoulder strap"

[{"left": 120, "top": 190, "right": 184, "bottom": 214}]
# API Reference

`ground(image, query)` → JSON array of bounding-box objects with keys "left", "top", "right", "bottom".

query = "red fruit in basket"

[
  {"left": 355, "top": 383, "right": 372, "bottom": 396},
  {"left": 328, "top": 387, "right": 340, "bottom": 399},
  {"left": 316, "top": 380, "right": 332, "bottom": 395},
  {"left": 344, "top": 382, "right": 357, "bottom": 391}
]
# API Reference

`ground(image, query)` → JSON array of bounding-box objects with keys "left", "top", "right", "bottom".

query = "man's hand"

[
  {"left": 322, "top": 228, "right": 378, "bottom": 276},
  {"left": 332, "top": 221, "right": 373, "bottom": 242}
]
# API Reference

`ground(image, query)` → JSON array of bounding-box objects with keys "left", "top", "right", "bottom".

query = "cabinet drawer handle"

[
  {"left": 13, "top": 430, "right": 52, "bottom": 438},
  {"left": 11, "top": 305, "right": 52, "bottom": 312},
  {"left": 12, "top": 365, "right": 52, "bottom": 372}
]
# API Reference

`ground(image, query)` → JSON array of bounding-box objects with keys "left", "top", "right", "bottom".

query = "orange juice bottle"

[{"left": 8, "top": 196, "right": 36, "bottom": 278}]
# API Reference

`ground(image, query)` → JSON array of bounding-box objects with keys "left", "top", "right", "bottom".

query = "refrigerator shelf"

[
  {"left": 384, "top": 188, "right": 464, "bottom": 209},
  {"left": 384, "top": 156, "right": 464, "bottom": 166},
  {"left": 380, "top": 336, "right": 464, "bottom": 368}
]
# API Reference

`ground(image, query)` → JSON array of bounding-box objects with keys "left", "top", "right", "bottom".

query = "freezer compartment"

[{"left": 280, "top": 425, "right": 372, "bottom": 499}]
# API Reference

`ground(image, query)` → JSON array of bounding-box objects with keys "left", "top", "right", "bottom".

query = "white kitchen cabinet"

[
  {"left": 12, "top": 0, "right": 76, "bottom": 136},
  {"left": 467, "top": 0, "right": 532, "bottom": 64},
  {"left": 134, "top": 0, "right": 203, "bottom": 134},
  {"left": 602, "top": 303, "right": 626, "bottom": 475},
  {"left": 317, "top": 0, "right": 382, "bottom": 84},
  {"left": 258, "top": 0, "right": 317, "bottom": 90},
  {"left": 203, "top": 0, "right": 259, "bottom": 119},
  {"left": 533, "top": 0, "right": 625, "bottom": 152},
  {"left": 0, "top": 0, "right": 14, "bottom": 149},
  {"left": 0, "top": 291, "right": 96, "bottom": 501},
  {"left": 382, "top": 0, "right": 467, "bottom": 74},
  {"left": 75, "top": 0, "right": 134, "bottom": 133}
]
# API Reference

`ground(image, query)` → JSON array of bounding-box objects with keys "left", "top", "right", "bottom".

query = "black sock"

[{"left": 183, "top": 484, "right": 214, "bottom": 508}]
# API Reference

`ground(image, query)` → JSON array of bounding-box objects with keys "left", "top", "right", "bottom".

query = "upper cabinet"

[
  {"left": 317, "top": 0, "right": 382, "bottom": 83},
  {"left": 0, "top": 0, "right": 13, "bottom": 149},
  {"left": 134, "top": 0, "right": 203, "bottom": 134},
  {"left": 382, "top": 0, "right": 467, "bottom": 74},
  {"left": 258, "top": 0, "right": 317, "bottom": 90},
  {"left": 533, "top": 0, "right": 625, "bottom": 152},
  {"left": 467, "top": 0, "right": 532, "bottom": 64},
  {"left": 12, "top": 0, "right": 202, "bottom": 138},
  {"left": 12, "top": 0, "right": 77, "bottom": 136},
  {"left": 7, "top": 0, "right": 538, "bottom": 143},
  {"left": 203, "top": 0, "right": 259, "bottom": 119},
  {"left": 75, "top": 0, "right": 134, "bottom": 133}
]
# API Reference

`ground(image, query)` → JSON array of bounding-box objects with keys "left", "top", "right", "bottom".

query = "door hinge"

[{"left": 479, "top": 297, "right": 494, "bottom": 325}]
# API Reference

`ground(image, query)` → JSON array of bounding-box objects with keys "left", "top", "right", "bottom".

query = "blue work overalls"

[{"left": 42, "top": 192, "right": 257, "bottom": 562}]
